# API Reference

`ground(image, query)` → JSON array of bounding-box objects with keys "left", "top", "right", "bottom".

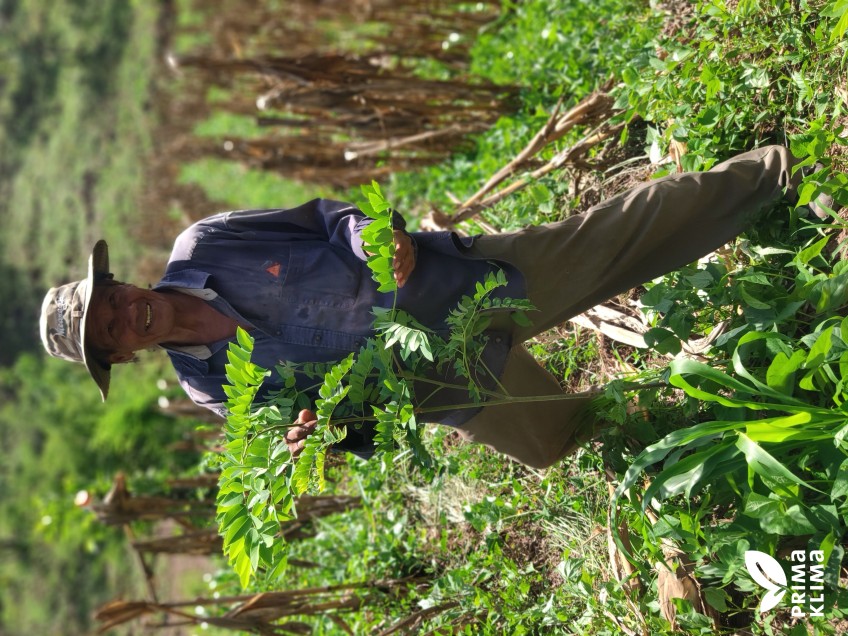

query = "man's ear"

[{"left": 109, "top": 352, "right": 136, "bottom": 365}]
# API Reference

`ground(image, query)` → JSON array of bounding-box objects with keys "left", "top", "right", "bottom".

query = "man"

[{"left": 40, "top": 145, "right": 819, "bottom": 468}]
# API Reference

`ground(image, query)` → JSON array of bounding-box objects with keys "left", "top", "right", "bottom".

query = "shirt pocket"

[{"left": 282, "top": 243, "right": 361, "bottom": 309}]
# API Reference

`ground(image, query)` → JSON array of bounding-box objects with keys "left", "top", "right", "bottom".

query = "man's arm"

[
  {"left": 285, "top": 409, "right": 317, "bottom": 457},
  {"left": 178, "top": 199, "right": 416, "bottom": 288},
  {"left": 389, "top": 229, "right": 415, "bottom": 288},
  {"left": 217, "top": 199, "right": 411, "bottom": 262},
  {"left": 171, "top": 359, "right": 378, "bottom": 460}
]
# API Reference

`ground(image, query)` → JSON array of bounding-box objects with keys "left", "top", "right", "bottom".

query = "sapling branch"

[
  {"left": 475, "top": 357, "right": 510, "bottom": 396},
  {"left": 396, "top": 371, "right": 505, "bottom": 399},
  {"left": 326, "top": 385, "right": 664, "bottom": 428}
]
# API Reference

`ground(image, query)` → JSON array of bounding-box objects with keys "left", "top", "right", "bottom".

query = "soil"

[{"left": 500, "top": 520, "right": 566, "bottom": 589}]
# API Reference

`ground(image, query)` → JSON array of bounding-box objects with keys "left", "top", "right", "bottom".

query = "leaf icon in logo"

[{"left": 744, "top": 550, "right": 787, "bottom": 613}]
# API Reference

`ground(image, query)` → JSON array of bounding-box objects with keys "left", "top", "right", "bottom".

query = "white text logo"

[{"left": 744, "top": 550, "right": 825, "bottom": 617}]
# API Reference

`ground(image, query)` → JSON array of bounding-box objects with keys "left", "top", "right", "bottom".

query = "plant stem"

[
  {"left": 477, "top": 356, "right": 510, "bottom": 396},
  {"left": 328, "top": 381, "right": 667, "bottom": 426},
  {"left": 397, "top": 371, "right": 505, "bottom": 399}
]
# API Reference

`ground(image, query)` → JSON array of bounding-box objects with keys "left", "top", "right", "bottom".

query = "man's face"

[{"left": 87, "top": 284, "right": 177, "bottom": 360}]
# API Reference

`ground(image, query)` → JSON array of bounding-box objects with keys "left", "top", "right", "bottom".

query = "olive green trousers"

[{"left": 457, "top": 145, "right": 801, "bottom": 468}]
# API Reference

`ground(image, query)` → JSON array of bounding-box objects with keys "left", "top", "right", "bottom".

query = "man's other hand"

[
  {"left": 286, "top": 409, "right": 317, "bottom": 457},
  {"left": 392, "top": 230, "right": 415, "bottom": 288}
]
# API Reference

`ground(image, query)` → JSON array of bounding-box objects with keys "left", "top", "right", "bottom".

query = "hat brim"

[{"left": 79, "top": 240, "right": 112, "bottom": 401}]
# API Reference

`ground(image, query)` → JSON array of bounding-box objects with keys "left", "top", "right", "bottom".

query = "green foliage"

[
  {"left": 612, "top": 0, "right": 848, "bottom": 175},
  {"left": 609, "top": 201, "right": 848, "bottom": 621},
  {"left": 0, "top": 0, "right": 160, "bottom": 289},
  {"left": 178, "top": 158, "right": 329, "bottom": 210},
  {"left": 471, "top": 0, "right": 656, "bottom": 92},
  {"left": 217, "top": 329, "right": 294, "bottom": 587},
  {"left": 217, "top": 326, "right": 411, "bottom": 586},
  {"left": 215, "top": 185, "right": 542, "bottom": 586},
  {"left": 388, "top": 0, "right": 848, "bottom": 628},
  {"left": 0, "top": 354, "right": 197, "bottom": 635},
  {"left": 442, "top": 268, "right": 535, "bottom": 399},
  {"left": 824, "top": 0, "right": 848, "bottom": 42},
  {"left": 388, "top": 0, "right": 659, "bottom": 223},
  {"left": 358, "top": 181, "right": 398, "bottom": 292}
]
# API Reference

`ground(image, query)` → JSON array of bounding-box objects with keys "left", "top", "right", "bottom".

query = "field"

[{"left": 4, "top": 0, "right": 848, "bottom": 634}]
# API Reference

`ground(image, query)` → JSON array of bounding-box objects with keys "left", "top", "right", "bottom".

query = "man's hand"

[
  {"left": 286, "top": 409, "right": 317, "bottom": 457},
  {"left": 392, "top": 230, "right": 415, "bottom": 288}
]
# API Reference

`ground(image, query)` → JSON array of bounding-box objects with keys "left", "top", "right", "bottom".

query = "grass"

[{"left": 178, "top": 158, "right": 330, "bottom": 209}]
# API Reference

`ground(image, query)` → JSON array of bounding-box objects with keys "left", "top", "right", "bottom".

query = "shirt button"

[
  {"left": 313, "top": 335, "right": 322, "bottom": 343},
  {"left": 494, "top": 336, "right": 502, "bottom": 343}
]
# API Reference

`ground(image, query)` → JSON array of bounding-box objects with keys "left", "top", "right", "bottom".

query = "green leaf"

[
  {"left": 642, "top": 438, "right": 739, "bottom": 503},
  {"left": 766, "top": 350, "right": 805, "bottom": 395},
  {"left": 614, "top": 419, "right": 747, "bottom": 504},
  {"left": 228, "top": 345, "right": 251, "bottom": 363},
  {"left": 759, "top": 504, "right": 818, "bottom": 536},
  {"left": 236, "top": 326, "right": 254, "bottom": 351},
  {"left": 831, "top": 458, "right": 848, "bottom": 500},
  {"left": 810, "top": 273, "right": 848, "bottom": 314},
  {"left": 737, "top": 283, "right": 772, "bottom": 310},
  {"left": 831, "top": 6, "right": 848, "bottom": 42},
  {"left": 223, "top": 511, "right": 250, "bottom": 546},
  {"left": 806, "top": 326, "right": 835, "bottom": 368},
  {"left": 266, "top": 550, "right": 289, "bottom": 581},
  {"left": 669, "top": 358, "right": 811, "bottom": 413},
  {"left": 684, "top": 269, "right": 715, "bottom": 289},
  {"left": 703, "top": 588, "right": 729, "bottom": 612},
  {"left": 234, "top": 549, "right": 253, "bottom": 588},
  {"left": 511, "top": 310, "right": 532, "bottom": 327},
  {"left": 225, "top": 362, "right": 248, "bottom": 387},
  {"left": 217, "top": 492, "right": 243, "bottom": 510},
  {"left": 640, "top": 283, "right": 673, "bottom": 311},
  {"left": 744, "top": 412, "right": 835, "bottom": 443},
  {"left": 644, "top": 327, "right": 681, "bottom": 355},
  {"left": 796, "top": 181, "right": 820, "bottom": 207},
  {"left": 795, "top": 236, "right": 829, "bottom": 265},
  {"left": 742, "top": 492, "right": 778, "bottom": 519},
  {"left": 735, "top": 433, "right": 822, "bottom": 497}
]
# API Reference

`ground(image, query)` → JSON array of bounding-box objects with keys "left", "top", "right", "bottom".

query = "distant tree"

[
  {"left": 0, "top": 261, "right": 41, "bottom": 365},
  {"left": 0, "top": 0, "right": 17, "bottom": 22},
  {"left": 4, "top": 33, "right": 61, "bottom": 149}
]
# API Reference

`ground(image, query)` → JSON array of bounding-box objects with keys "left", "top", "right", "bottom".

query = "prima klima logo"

[{"left": 744, "top": 550, "right": 826, "bottom": 617}]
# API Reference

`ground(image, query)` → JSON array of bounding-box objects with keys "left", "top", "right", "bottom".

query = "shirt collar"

[
  {"left": 154, "top": 271, "right": 218, "bottom": 359},
  {"left": 163, "top": 341, "right": 215, "bottom": 360},
  {"left": 155, "top": 267, "right": 256, "bottom": 360},
  {"left": 154, "top": 268, "right": 215, "bottom": 291}
]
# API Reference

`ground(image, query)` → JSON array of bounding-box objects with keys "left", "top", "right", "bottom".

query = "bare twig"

[
  {"left": 438, "top": 90, "right": 618, "bottom": 226},
  {"left": 344, "top": 124, "right": 487, "bottom": 159},
  {"left": 601, "top": 608, "right": 640, "bottom": 636},
  {"left": 375, "top": 601, "right": 461, "bottom": 636},
  {"left": 329, "top": 614, "right": 356, "bottom": 635},
  {"left": 460, "top": 94, "right": 568, "bottom": 209},
  {"left": 449, "top": 121, "right": 623, "bottom": 225}
]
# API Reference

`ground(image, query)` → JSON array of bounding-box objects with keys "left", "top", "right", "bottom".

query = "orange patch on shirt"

[{"left": 265, "top": 262, "right": 281, "bottom": 277}]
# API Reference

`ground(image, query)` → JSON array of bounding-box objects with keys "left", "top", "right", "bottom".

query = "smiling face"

[{"left": 86, "top": 282, "right": 179, "bottom": 363}]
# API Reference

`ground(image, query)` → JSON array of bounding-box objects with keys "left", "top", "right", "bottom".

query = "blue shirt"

[{"left": 157, "top": 199, "right": 525, "bottom": 457}]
